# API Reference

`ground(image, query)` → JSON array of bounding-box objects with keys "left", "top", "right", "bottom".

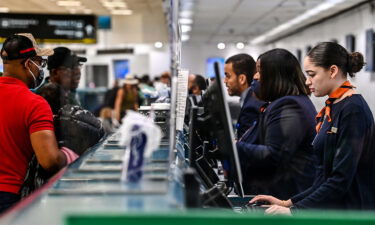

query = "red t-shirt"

[{"left": 0, "top": 76, "right": 54, "bottom": 194}]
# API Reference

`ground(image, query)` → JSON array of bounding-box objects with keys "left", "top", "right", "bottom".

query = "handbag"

[{"left": 19, "top": 155, "right": 52, "bottom": 198}]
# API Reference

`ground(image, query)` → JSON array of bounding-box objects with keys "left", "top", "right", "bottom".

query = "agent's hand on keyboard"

[{"left": 249, "top": 195, "right": 292, "bottom": 207}]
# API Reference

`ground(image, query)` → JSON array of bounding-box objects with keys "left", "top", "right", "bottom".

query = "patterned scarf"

[{"left": 315, "top": 81, "right": 354, "bottom": 133}]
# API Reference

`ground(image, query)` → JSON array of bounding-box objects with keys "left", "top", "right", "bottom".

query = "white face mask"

[{"left": 27, "top": 59, "right": 45, "bottom": 89}]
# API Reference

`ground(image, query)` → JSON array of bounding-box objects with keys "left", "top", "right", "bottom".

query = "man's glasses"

[
  {"left": 31, "top": 57, "right": 47, "bottom": 68},
  {"left": 21, "top": 57, "right": 47, "bottom": 68}
]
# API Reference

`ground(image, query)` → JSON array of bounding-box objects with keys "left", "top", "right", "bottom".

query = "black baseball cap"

[
  {"left": 1, "top": 33, "right": 53, "bottom": 60},
  {"left": 47, "top": 47, "right": 75, "bottom": 70},
  {"left": 73, "top": 54, "right": 87, "bottom": 67}
]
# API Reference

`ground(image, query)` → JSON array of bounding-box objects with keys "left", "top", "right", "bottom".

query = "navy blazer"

[
  {"left": 237, "top": 95, "right": 317, "bottom": 199},
  {"left": 291, "top": 94, "right": 375, "bottom": 210},
  {"left": 237, "top": 88, "right": 264, "bottom": 139}
]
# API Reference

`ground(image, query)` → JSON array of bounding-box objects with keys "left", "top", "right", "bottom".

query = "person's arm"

[
  {"left": 290, "top": 163, "right": 324, "bottom": 204},
  {"left": 30, "top": 130, "right": 67, "bottom": 173},
  {"left": 236, "top": 99, "right": 307, "bottom": 168},
  {"left": 114, "top": 88, "right": 123, "bottom": 121},
  {"left": 294, "top": 106, "right": 367, "bottom": 209}
]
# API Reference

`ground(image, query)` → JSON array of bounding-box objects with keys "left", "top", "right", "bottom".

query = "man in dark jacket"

[{"left": 224, "top": 54, "right": 264, "bottom": 139}]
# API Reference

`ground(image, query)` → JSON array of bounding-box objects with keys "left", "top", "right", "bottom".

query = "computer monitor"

[
  {"left": 204, "top": 62, "right": 244, "bottom": 197},
  {"left": 188, "top": 62, "right": 244, "bottom": 198}
]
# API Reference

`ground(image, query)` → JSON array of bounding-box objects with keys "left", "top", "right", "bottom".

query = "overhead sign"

[{"left": 0, "top": 13, "right": 97, "bottom": 44}]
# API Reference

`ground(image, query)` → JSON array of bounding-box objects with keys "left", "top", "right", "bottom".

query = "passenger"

[
  {"left": 237, "top": 49, "right": 316, "bottom": 199},
  {"left": 36, "top": 47, "right": 75, "bottom": 108},
  {"left": 188, "top": 74, "right": 207, "bottom": 104},
  {"left": 160, "top": 71, "right": 171, "bottom": 87},
  {"left": 114, "top": 75, "right": 140, "bottom": 122},
  {"left": 250, "top": 42, "right": 375, "bottom": 214},
  {"left": 68, "top": 54, "right": 86, "bottom": 105},
  {"left": 0, "top": 33, "right": 78, "bottom": 213},
  {"left": 188, "top": 74, "right": 207, "bottom": 96},
  {"left": 224, "top": 53, "right": 264, "bottom": 139},
  {"left": 185, "top": 74, "right": 207, "bottom": 124}
]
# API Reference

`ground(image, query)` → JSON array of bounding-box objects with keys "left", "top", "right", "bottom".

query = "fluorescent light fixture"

[
  {"left": 102, "top": 2, "right": 127, "bottom": 8},
  {"left": 236, "top": 42, "right": 245, "bottom": 49},
  {"left": 0, "top": 7, "right": 10, "bottom": 13},
  {"left": 83, "top": 9, "right": 92, "bottom": 14},
  {"left": 57, "top": 0, "right": 82, "bottom": 7},
  {"left": 181, "top": 34, "right": 190, "bottom": 42},
  {"left": 111, "top": 9, "right": 132, "bottom": 15},
  {"left": 181, "top": 25, "right": 191, "bottom": 33},
  {"left": 180, "top": 10, "right": 193, "bottom": 18},
  {"left": 154, "top": 42, "right": 163, "bottom": 48},
  {"left": 179, "top": 18, "right": 193, "bottom": 25},
  {"left": 250, "top": 0, "right": 348, "bottom": 44},
  {"left": 217, "top": 43, "right": 226, "bottom": 50},
  {"left": 69, "top": 8, "right": 77, "bottom": 14}
]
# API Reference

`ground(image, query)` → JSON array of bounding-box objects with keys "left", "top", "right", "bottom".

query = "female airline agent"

[
  {"left": 250, "top": 42, "right": 375, "bottom": 214},
  {"left": 237, "top": 49, "right": 317, "bottom": 200}
]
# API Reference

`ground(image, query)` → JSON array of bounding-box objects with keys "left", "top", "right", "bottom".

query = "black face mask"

[{"left": 251, "top": 79, "right": 261, "bottom": 97}]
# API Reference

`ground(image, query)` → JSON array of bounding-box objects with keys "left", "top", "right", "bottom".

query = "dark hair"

[
  {"left": 225, "top": 53, "right": 256, "bottom": 86},
  {"left": 193, "top": 74, "right": 207, "bottom": 91},
  {"left": 259, "top": 48, "right": 310, "bottom": 102},
  {"left": 307, "top": 42, "right": 365, "bottom": 78}
]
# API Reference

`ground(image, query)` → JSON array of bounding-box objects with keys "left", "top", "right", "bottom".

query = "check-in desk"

[
  {"left": 2, "top": 131, "right": 375, "bottom": 225},
  {"left": 1, "top": 132, "right": 185, "bottom": 225}
]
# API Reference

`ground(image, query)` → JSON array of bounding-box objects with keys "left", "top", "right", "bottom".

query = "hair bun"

[{"left": 348, "top": 52, "right": 365, "bottom": 74}]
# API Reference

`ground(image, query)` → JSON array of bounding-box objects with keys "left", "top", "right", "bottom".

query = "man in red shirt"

[{"left": 0, "top": 33, "right": 78, "bottom": 213}]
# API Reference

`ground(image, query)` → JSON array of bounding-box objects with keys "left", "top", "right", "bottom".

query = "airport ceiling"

[
  {"left": 0, "top": 0, "right": 368, "bottom": 45},
  {"left": 184, "top": 0, "right": 368, "bottom": 44},
  {"left": 188, "top": 0, "right": 326, "bottom": 43}
]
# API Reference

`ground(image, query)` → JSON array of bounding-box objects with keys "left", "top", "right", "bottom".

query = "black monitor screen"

[{"left": 201, "top": 62, "right": 244, "bottom": 197}]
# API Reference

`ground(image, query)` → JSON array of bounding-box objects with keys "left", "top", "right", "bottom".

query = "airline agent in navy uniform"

[
  {"left": 237, "top": 49, "right": 316, "bottom": 199},
  {"left": 223, "top": 53, "right": 264, "bottom": 139},
  {"left": 251, "top": 42, "right": 375, "bottom": 214}
]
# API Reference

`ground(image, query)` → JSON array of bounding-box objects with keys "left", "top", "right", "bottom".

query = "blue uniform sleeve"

[{"left": 294, "top": 106, "right": 366, "bottom": 209}]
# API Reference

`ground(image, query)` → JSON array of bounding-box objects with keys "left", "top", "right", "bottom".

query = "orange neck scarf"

[{"left": 315, "top": 81, "right": 354, "bottom": 133}]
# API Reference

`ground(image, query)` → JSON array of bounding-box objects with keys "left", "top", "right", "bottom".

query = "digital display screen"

[
  {"left": 0, "top": 13, "right": 96, "bottom": 44},
  {"left": 113, "top": 59, "right": 130, "bottom": 79},
  {"left": 98, "top": 16, "right": 111, "bottom": 30},
  {"left": 206, "top": 57, "right": 225, "bottom": 78}
]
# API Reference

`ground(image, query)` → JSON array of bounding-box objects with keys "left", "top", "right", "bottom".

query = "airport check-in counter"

[
  {"left": 1, "top": 132, "right": 186, "bottom": 225},
  {"left": 2, "top": 130, "right": 375, "bottom": 225}
]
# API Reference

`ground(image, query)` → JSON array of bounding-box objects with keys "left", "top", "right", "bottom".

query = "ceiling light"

[
  {"left": 180, "top": 10, "right": 193, "bottom": 18},
  {"left": 0, "top": 7, "right": 10, "bottom": 13},
  {"left": 181, "top": 25, "right": 191, "bottom": 33},
  {"left": 83, "top": 9, "right": 92, "bottom": 14},
  {"left": 179, "top": 18, "right": 193, "bottom": 25},
  {"left": 102, "top": 2, "right": 127, "bottom": 8},
  {"left": 154, "top": 42, "right": 163, "bottom": 48},
  {"left": 57, "top": 1, "right": 82, "bottom": 7},
  {"left": 181, "top": 34, "right": 190, "bottom": 42},
  {"left": 236, "top": 42, "right": 245, "bottom": 49},
  {"left": 111, "top": 9, "right": 132, "bottom": 15},
  {"left": 217, "top": 43, "right": 226, "bottom": 50}
]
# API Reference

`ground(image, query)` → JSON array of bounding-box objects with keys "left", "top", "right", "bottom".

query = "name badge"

[{"left": 330, "top": 127, "right": 338, "bottom": 133}]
